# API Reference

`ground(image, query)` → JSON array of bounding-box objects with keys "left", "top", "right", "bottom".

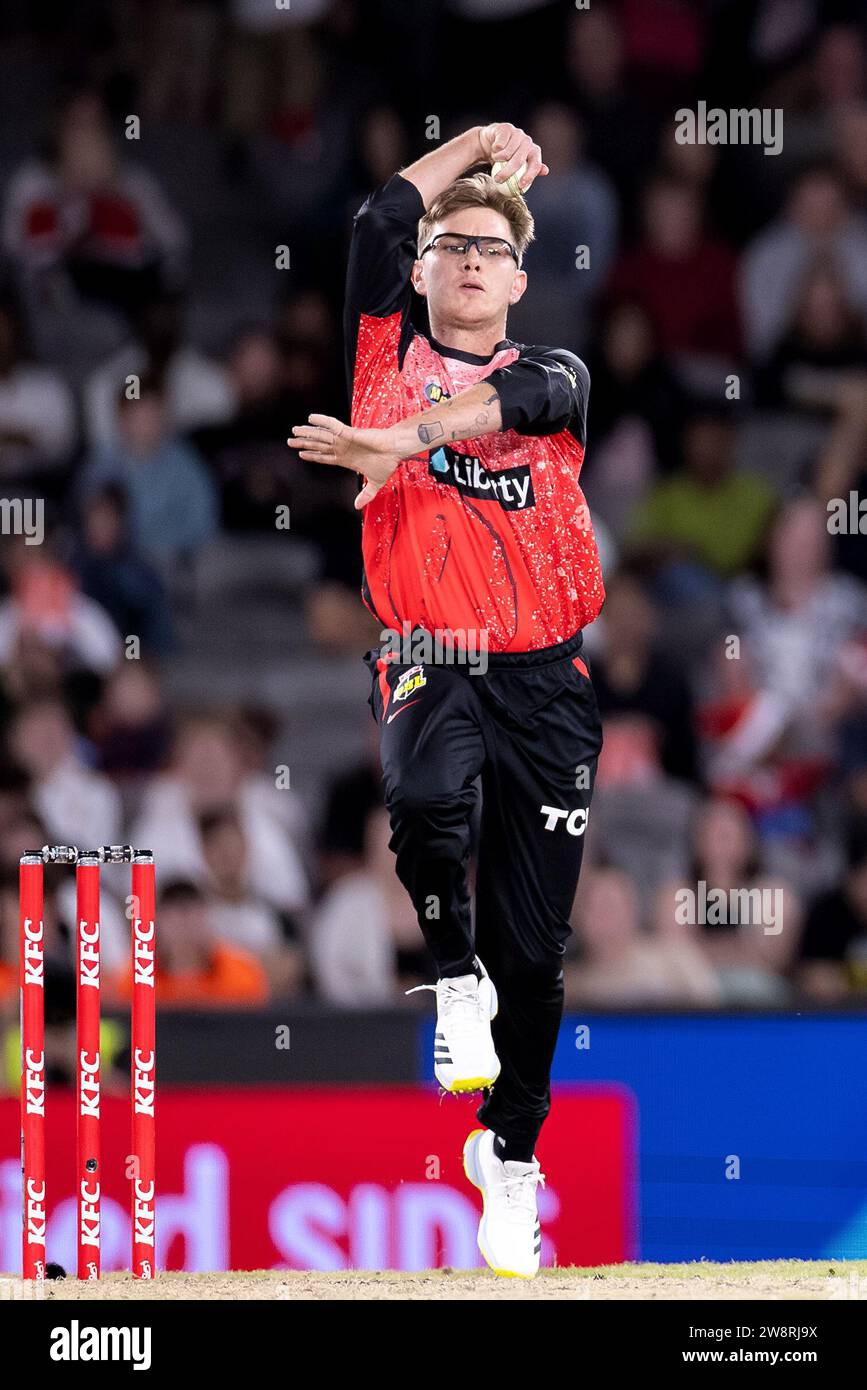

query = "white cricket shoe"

[
  {"left": 463, "top": 1127, "right": 545, "bottom": 1278},
  {"left": 406, "top": 957, "right": 500, "bottom": 1093}
]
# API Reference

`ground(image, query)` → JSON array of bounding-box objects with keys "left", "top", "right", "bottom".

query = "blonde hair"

[{"left": 417, "top": 173, "right": 535, "bottom": 267}]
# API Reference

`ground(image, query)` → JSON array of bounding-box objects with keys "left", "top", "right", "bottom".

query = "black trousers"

[{"left": 364, "top": 631, "right": 603, "bottom": 1153}]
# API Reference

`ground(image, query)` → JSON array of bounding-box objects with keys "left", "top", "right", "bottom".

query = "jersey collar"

[{"left": 428, "top": 333, "right": 512, "bottom": 365}]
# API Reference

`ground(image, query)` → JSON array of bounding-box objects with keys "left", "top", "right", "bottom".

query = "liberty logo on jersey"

[{"left": 428, "top": 446, "right": 535, "bottom": 511}]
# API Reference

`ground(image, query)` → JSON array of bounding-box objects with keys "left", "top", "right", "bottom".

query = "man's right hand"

[
  {"left": 288, "top": 415, "right": 404, "bottom": 510},
  {"left": 400, "top": 123, "right": 547, "bottom": 209},
  {"left": 478, "top": 123, "right": 549, "bottom": 193}
]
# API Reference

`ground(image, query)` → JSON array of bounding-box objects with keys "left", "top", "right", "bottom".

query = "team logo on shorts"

[{"left": 394, "top": 665, "right": 426, "bottom": 702}]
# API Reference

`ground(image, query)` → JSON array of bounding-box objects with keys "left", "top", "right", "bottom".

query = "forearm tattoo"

[
  {"left": 418, "top": 420, "right": 445, "bottom": 444},
  {"left": 416, "top": 389, "right": 500, "bottom": 445}
]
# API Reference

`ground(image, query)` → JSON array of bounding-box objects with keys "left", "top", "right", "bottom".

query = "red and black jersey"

[{"left": 344, "top": 172, "right": 604, "bottom": 657}]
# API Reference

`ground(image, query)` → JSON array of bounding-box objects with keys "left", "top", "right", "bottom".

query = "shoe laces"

[
  {"left": 405, "top": 977, "right": 485, "bottom": 1034},
  {"left": 501, "top": 1163, "right": 546, "bottom": 1216}
]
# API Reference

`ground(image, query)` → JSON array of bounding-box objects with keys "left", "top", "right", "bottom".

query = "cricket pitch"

[{"left": 3, "top": 1260, "right": 866, "bottom": 1300}]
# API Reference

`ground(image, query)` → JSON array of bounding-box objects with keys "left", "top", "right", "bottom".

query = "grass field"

[{"left": 3, "top": 1261, "right": 866, "bottom": 1300}]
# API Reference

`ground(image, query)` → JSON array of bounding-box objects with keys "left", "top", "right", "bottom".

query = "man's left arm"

[
  {"left": 390, "top": 347, "right": 589, "bottom": 454},
  {"left": 287, "top": 347, "right": 589, "bottom": 508}
]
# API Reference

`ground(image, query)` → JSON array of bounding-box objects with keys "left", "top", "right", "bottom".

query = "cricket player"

[{"left": 288, "top": 122, "right": 604, "bottom": 1277}]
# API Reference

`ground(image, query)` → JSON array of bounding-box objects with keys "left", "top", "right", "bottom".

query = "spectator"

[
  {"left": 350, "top": 106, "right": 410, "bottom": 205},
  {"left": 813, "top": 374, "right": 867, "bottom": 586},
  {"left": 565, "top": 865, "right": 720, "bottom": 1006},
  {"left": 740, "top": 164, "right": 867, "bottom": 361},
  {"left": 2, "top": 91, "right": 186, "bottom": 301},
  {"left": 7, "top": 696, "right": 122, "bottom": 849},
  {"left": 80, "top": 375, "right": 220, "bottom": 566},
  {"left": 0, "top": 630, "right": 65, "bottom": 714},
  {"left": 590, "top": 568, "right": 700, "bottom": 787},
  {"left": 271, "top": 295, "right": 365, "bottom": 614},
  {"left": 588, "top": 299, "right": 686, "bottom": 478},
  {"left": 835, "top": 102, "right": 867, "bottom": 218},
  {"left": 564, "top": 6, "right": 660, "bottom": 210},
  {"left": 0, "top": 300, "right": 76, "bottom": 481},
  {"left": 309, "top": 804, "right": 429, "bottom": 1005},
  {"left": 797, "top": 820, "right": 867, "bottom": 999},
  {"left": 191, "top": 325, "right": 307, "bottom": 531},
  {"left": 585, "top": 299, "right": 687, "bottom": 537},
  {"left": 73, "top": 484, "right": 175, "bottom": 653},
  {"left": 615, "top": 0, "right": 707, "bottom": 109},
  {"left": 317, "top": 739, "right": 384, "bottom": 889},
  {"left": 0, "top": 759, "right": 31, "bottom": 837},
  {"left": 0, "top": 534, "right": 122, "bottom": 678},
  {"left": 223, "top": 0, "right": 331, "bottom": 142},
  {"left": 366, "top": 804, "right": 436, "bottom": 994},
  {"left": 0, "top": 806, "right": 129, "bottom": 972},
  {"left": 231, "top": 705, "right": 310, "bottom": 851},
  {"left": 87, "top": 661, "right": 172, "bottom": 780},
  {"left": 653, "top": 797, "right": 802, "bottom": 1002},
  {"left": 84, "top": 295, "right": 235, "bottom": 448},
  {"left": 657, "top": 122, "right": 725, "bottom": 232},
  {"left": 713, "top": 497, "right": 867, "bottom": 783},
  {"left": 131, "top": 713, "right": 309, "bottom": 917},
  {"left": 233, "top": 2, "right": 353, "bottom": 238},
  {"left": 199, "top": 808, "right": 305, "bottom": 997},
  {"left": 2, "top": 90, "right": 187, "bottom": 371},
  {"left": 627, "top": 409, "right": 776, "bottom": 596},
  {"left": 756, "top": 263, "right": 867, "bottom": 415},
  {"left": 510, "top": 102, "right": 617, "bottom": 344},
  {"left": 838, "top": 718, "right": 867, "bottom": 826},
  {"left": 608, "top": 174, "right": 740, "bottom": 364},
  {"left": 109, "top": 878, "right": 270, "bottom": 1007},
  {"left": 809, "top": 26, "right": 867, "bottom": 160},
  {"left": 0, "top": 808, "right": 51, "bottom": 875}
]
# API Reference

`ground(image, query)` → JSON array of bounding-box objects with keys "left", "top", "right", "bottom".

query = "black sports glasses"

[{"left": 419, "top": 233, "right": 519, "bottom": 264}]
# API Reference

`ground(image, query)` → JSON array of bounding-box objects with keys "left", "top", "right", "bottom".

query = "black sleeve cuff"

[{"left": 488, "top": 349, "right": 590, "bottom": 441}]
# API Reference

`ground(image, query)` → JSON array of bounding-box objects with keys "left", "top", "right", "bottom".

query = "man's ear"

[
  {"left": 411, "top": 259, "right": 428, "bottom": 298},
  {"left": 509, "top": 268, "right": 528, "bottom": 307}
]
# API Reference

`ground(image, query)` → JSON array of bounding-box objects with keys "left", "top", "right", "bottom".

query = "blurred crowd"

[{"left": 0, "top": 0, "right": 866, "bottom": 1045}]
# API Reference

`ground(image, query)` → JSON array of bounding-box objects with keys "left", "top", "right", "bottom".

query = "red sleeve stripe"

[{"left": 376, "top": 658, "right": 393, "bottom": 716}]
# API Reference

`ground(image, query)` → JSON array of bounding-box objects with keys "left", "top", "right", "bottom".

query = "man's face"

[{"left": 412, "top": 208, "right": 527, "bottom": 330}]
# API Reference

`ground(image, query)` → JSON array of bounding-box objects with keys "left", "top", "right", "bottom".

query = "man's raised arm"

[
  {"left": 400, "top": 124, "right": 547, "bottom": 207},
  {"left": 343, "top": 123, "right": 489, "bottom": 357},
  {"left": 401, "top": 127, "right": 486, "bottom": 208}
]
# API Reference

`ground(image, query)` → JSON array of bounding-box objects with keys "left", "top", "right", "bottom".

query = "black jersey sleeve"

[
  {"left": 486, "top": 347, "right": 590, "bottom": 445},
  {"left": 343, "top": 172, "right": 426, "bottom": 393}
]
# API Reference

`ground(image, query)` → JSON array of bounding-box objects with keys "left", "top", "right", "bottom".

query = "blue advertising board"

[{"left": 421, "top": 1012, "right": 867, "bottom": 1261}]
